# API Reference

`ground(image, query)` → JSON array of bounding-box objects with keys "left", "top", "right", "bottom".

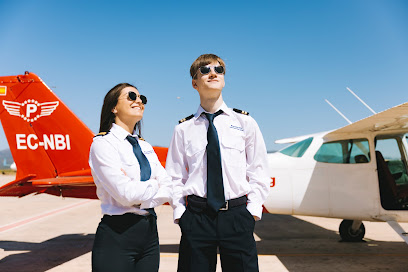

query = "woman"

[{"left": 89, "top": 83, "right": 172, "bottom": 272}]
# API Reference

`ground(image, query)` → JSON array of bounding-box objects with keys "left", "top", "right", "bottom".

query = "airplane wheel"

[{"left": 339, "top": 220, "right": 365, "bottom": 242}]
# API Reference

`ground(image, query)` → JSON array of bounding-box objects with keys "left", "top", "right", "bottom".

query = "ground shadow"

[
  {"left": 255, "top": 213, "right": 408, "bottom": 271},
  {"left": 0, "top": 235, "right": 182, "bottom": 272},
  {"left": 0, "top": 233, "right": 181, "bottom": 272},
  {"left": 0, "top": 234, "right": 94, "bottom": 272}
]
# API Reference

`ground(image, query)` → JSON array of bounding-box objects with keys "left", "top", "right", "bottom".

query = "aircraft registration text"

[{"left": 16, "top": 134, "right": 71, "bottom": 150}]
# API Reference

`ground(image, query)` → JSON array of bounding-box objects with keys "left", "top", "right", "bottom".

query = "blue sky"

[{"left": 0, "top": 0, "right": 408, "bottom": 152}]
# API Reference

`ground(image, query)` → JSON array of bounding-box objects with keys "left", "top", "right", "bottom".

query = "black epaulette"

[
  {"left": 94, "top": 132, "right": 108, "bottom": 137},
  {"left": 179, "top": 114, "right": 194, "bottom": 124},
  {"left": 138, "top": 135, "right": 145, "bottom": 141},
  {"left": 233, "top": 108, "right": 249, "bottom": 115}
]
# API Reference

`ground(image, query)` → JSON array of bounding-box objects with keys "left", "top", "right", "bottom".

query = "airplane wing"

[
  {"left": 0, "top": 175, "right": 37, "bottom": 197},
  {"left": 275, "top": 131, "right": 330, "bottom": 144},
  {"left": 0, "top": 174, "right": 96, "bottom": 198},
  {"left": 326, "top": 102, "right": 408, "bottom": 137},
  {"left": 0, "top": 165, "right": 96, "bottom": 198}
]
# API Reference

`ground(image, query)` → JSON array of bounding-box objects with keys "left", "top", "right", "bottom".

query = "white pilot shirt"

[
  {"left": 166, "top": 102, "right": 270, "bottom": 222},
  {"left": 89, "top": 123, "right": 172, "bottom": 216}
]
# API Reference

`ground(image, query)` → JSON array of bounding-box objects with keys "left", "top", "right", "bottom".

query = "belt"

[
  {"left": 186, "top": 195, "right": 247, "bottom": 211},
  {"left": 102, "top": 213, "right": 146, "bottom": 234}
]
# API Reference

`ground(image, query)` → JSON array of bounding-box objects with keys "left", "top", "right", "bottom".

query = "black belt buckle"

[{"left": 219, "top": 201, "right": 228, "bottom": 211}]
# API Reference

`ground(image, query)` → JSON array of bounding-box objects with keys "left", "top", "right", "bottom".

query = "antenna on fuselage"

[
  {"left": 346, "top": 87, "right": 377, "bottom": 114},
  {"left": 325, "top": 99, "right": 353, "bottom": 124}
]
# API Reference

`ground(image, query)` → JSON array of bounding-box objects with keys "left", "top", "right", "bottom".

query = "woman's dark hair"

[{"left": 99, "top": 83, "right": 142, "bottom": 135}]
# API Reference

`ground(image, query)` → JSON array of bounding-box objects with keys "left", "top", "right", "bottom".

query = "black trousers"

[
  {"left": 178, "top": 204, "right": 259, "bottom": 272},
  {"left": 92, "top": 213, "right": 159, "bottom": 272}
]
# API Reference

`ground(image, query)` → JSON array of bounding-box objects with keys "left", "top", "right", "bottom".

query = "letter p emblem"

[{"left": 26, "top": 104, "right": 37, "bottom": 118}]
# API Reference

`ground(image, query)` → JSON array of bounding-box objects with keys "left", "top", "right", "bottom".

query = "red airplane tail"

[
  {"left": 0, "top": 72, "right": 96, "bottom": 198},
  {"left": 0, "top": 72, "right": 169, "bottom": 199}
]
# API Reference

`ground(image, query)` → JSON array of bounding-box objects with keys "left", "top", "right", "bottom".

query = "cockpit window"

[
  {"left": 375, "top": 136, "right": 408, "bottom": 210},
  {"left": 376, "top": 137, "right": 408, "bottom": 186},
  {"left": 314, "top": 138, "right": 370, "bottom": 164},
  {"left": 279, "top": 137, "right": 313, "bottom": 158}
]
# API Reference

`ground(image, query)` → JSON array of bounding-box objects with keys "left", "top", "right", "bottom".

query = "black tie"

[
  {"left": 204, "top": 110, "right": 225, "bottom": 213},
  {"left": 126, "top": 135, "right": 156, "bottom": 217}
]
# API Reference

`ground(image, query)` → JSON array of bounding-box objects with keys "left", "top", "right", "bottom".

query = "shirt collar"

[
  {"left": 110, "top": 123, "right": 137, "bottom": 141},
  {"left": 195, "top": 102, "right": 231, "bottom": 120}
]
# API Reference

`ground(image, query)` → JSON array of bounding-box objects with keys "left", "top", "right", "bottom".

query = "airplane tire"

[{"left": 339, "top": 220, "right": 365, "bottom": 242}]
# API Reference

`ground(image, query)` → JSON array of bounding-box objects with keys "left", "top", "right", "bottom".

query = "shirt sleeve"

[
  {"left": 140, "top": 148, "right": 173, "bottom": 209},
  {"left": 165, "top": 126, "right": 188, "bottom": 223},
  {"left": 89, "top": 138, "right": 159, "bottom": 207},
  {"left": 245, "top": 117, "right": 270, "bottom": 220}
]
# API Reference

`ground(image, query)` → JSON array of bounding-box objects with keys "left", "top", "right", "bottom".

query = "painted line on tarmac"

[
  {"left": 160, "top": 254, "right": 178, "bottom": 257},
  {"left": 0, "top": 199, "right": 93, "bottom": 233},
  {"left": 160, "top": 253, "right": 408, "bottom": 258},
  {"left": 263, "top": 253, "right": 408, "bottom": 257}
]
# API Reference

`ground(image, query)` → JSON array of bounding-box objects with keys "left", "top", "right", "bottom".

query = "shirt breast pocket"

[
  {"left": 220, "top": 136, "right": 245, "bottom": 167},
  {"left": 186, "top": 138, "right": 207, "bottom": 166},
  {"left": 143, "top": 149, "right": 158, "bottom": 169}
]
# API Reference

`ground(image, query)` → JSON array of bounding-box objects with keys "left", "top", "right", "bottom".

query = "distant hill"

[{"left": 0, "top": 149, "right": 13, "bottom": 169}]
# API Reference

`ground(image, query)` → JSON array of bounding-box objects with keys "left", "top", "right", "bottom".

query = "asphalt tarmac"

[{"left": 1, "top": 174, "right": 408, "bottom": 272}]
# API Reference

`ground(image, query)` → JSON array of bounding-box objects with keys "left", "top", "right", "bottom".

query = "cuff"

[
  {"left": 139, "top": 179, "right": 159, "bottom": 208},
  {"left": 173, "top": 205, "right": 186, "bottom": 224},
  {"left": 246, "top": 202, "right": 263, "bottom": 220},
  {"left": 140, "top": 187, "right": 172, "bottom": 209}
]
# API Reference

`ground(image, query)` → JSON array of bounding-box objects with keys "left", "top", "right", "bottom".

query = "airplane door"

[
  {"left": 312, "top": 138, "right": 378, "bottom": 219},
  {"left": 375, "top": 136, "right": 408, "bottom": 212}
]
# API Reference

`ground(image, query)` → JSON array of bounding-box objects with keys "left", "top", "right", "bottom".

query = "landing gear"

[{"left": 339, "top": 220, "right": 365, "bottom": 242}]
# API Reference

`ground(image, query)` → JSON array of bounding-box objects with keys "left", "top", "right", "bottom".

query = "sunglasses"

[
  {"left": 196, "top": 65, "right": 225, "bottom": 77},
  {"left": 123, "top": 91, "right": 147, "bottom": 104}
]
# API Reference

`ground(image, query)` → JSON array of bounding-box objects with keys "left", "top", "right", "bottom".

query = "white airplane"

[{"left": 264, "top": 100, "right": 408, "bottom": 244}]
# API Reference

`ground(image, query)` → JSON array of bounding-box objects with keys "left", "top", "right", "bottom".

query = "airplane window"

[
  {"left": 314, "top": 139, "right": 370, "bottom": 164},
  {"left": 375, "top": 136, "right": 408, "bottom": 210},
  {"left": 376, "top": 137, "right": 408, "bottom": 186},
  {"left": 376, "top": 138, "right": 402, "bottom": 161},
  {"left": 279, "top": 137, "right": 313, "bottom": 158}
]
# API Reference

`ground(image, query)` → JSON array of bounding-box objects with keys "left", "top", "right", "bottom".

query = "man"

[{"left": 166, "top": 54, "right": 270, "bottom": 272}]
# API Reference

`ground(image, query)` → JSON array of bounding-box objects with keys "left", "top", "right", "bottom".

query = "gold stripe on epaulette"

[
  {"left": 94, "top": 132, "right": 107, "bottom": 137},
  {"left": 179, "top": 114, "right": 194, "bottom": 124},
  {"left": 233, "top": 108, "right": 249, "bottom": 115}
]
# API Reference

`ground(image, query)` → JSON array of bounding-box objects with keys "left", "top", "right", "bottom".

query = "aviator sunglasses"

[
  {"left": 196, "top": 65, "right": 225, "bottom": 77},
  {"left": 121, "top": 91, "right": 147, "bottom": 104}
]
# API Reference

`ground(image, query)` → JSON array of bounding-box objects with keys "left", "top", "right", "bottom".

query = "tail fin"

[
  {"left": 0, "top": 72, "right": 94, "bottom": 180},
  {"left": 153, "top": 146, "right": 168, "bottom": 168}
]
